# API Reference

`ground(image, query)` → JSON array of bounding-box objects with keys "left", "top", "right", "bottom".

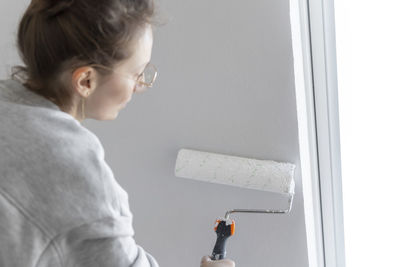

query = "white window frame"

[{"left": 290, "top": 0, "right": 346, "bottom": 266}]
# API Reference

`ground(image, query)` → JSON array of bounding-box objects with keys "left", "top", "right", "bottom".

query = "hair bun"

[{"left": 45, "top": 0, "right": 75, "bottom": 18}]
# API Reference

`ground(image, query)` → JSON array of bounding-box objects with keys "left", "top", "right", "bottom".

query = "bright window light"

[{"left": 335, "top": 1, "right": 400, "bottom": 266}]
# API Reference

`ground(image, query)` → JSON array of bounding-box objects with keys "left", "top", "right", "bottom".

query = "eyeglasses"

[{"left": 90, "top": 62, "right": 158, "bottom": 93}]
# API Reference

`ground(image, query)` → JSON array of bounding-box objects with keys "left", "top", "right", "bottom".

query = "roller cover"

[{"left": 174, "top": 148, "right": 295, "bottom": 195}]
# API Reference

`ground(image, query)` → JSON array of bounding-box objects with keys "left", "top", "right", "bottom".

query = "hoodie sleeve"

[{"left": 55, "top": 215, "right": 159, "bottom": 267}]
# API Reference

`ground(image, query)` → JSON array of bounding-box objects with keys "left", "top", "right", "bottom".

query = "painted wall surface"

[{"left": 0, "top": 0, "right": 309, "bottom": 266}]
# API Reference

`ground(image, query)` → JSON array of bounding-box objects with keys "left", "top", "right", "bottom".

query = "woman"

[{"left": 0, "top": 0, "right": 235, "bottom": 266}]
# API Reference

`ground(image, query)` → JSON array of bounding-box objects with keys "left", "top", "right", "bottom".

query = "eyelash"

[
  {"left": 136, "top": 71, "right": 144, "bottom": 80},
  {"left": 135, "top": 65, "right": 147, "bottom": 80}
]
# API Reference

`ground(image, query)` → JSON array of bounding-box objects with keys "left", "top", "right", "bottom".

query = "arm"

[{"left": 57, "top": 215, "right": 159, "bottom": 267}]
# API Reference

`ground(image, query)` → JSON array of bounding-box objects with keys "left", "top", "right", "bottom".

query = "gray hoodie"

[{"left": 0, "top": 78, "right": 159, "bottom": 267}]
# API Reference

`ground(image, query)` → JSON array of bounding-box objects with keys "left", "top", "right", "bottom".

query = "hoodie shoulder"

[{"left": 0, "top": 86, "right": 125, "bottom": 237}]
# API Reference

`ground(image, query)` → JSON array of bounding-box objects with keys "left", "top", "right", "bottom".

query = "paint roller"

[{"left": 174, "top": 148, "right": 296, "bottom": 260}]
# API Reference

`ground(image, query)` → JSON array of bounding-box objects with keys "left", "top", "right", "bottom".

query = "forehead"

[{"left": 120, "top": 26, "right": 153, "bottom": 71}]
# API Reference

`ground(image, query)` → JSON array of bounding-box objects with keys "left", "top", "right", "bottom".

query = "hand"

[{"left": 200, "top": 255, "right": 235, "bottom": 267}]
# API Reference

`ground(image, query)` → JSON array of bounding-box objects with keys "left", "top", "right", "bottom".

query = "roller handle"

[
  {"left": 210, "top": 219, "right": 235, "bottom": 260},
  {"left": 211, "top": 235, "right": 228, "bottom": 260}
]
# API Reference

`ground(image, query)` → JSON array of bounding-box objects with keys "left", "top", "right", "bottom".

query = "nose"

[{"left": 133, "top": 83, "right": 148, "bottom": 94}]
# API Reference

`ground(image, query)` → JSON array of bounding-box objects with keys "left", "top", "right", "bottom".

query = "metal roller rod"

[{"left": 224, "top": 194, "right": 294, "bottom": 220}]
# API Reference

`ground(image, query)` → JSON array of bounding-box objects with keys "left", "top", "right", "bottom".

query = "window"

[{"left": 336, "top": 0, "right": 400, "bottom": 266}]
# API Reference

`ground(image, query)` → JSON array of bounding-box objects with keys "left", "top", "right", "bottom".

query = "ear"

[{"left": 71, "top": 66, "right": 98, "bottom": 96}]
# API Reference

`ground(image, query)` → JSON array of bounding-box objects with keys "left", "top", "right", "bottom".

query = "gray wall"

[{"left": 0, "top": 0, "right": 309, "bottom": 266}]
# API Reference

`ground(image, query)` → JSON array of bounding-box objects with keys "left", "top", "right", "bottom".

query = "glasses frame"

[{"left": 89, "top": 62, "right": 158, "bottom": 89}]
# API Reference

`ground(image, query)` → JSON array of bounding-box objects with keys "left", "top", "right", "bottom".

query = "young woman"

[{"left": 0, "top": 0, "right": 235, "bottom": 266}]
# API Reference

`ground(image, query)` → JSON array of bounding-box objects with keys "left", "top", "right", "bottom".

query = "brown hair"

[{"left": 11, "top": 0, "right": 161, "bottom": 112}]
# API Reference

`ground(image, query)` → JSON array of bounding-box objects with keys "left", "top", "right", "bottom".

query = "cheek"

[
  {"left": 92, "top": 78, "right": 134, "bottom": 111},
  {"left": 104, "top": 78, "right": 134, "bottom": 102}
]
